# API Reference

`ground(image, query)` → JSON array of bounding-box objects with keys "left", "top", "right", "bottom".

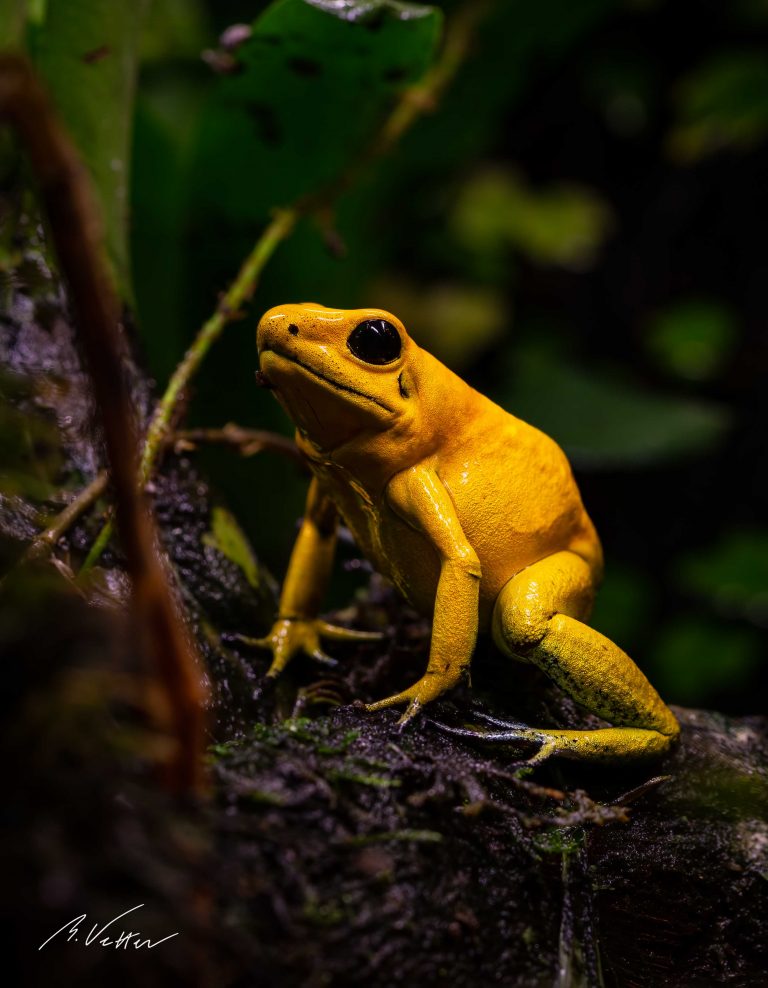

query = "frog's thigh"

[{"left": 492, "top": 551, "right": 679, "bottom": 761}]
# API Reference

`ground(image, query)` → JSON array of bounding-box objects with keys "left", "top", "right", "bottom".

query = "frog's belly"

[{"left": 346, "top": 500, "right": 443, "bottom": 617}]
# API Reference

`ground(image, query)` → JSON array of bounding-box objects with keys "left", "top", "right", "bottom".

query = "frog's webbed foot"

[{"left": 238, "top": 618, "right": 384, "bottom": 681}]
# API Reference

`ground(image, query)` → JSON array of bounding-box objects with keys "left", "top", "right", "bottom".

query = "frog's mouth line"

[{"left": 261, "top": 346, "right": 394, "bottom": 414}]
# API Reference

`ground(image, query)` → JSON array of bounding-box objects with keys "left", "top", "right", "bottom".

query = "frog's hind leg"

[{"left": 491, "top": 551, "right": 679, "bottom": 763}]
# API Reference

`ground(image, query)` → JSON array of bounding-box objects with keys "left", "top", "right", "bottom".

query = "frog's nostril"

[{"left": 288, "top": 323, "right": 299, "bottom": 336}]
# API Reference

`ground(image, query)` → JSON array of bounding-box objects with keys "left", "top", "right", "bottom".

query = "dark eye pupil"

[{"left": 347, "top": 319, "right": 401, "bottom": 365}]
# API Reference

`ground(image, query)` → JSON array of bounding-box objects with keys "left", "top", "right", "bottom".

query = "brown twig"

[
  {"left": 172, "top": 423, "right": 304, "bottom": 466},
  {"left": 0, "top": 54, "right": 207, "bottom": 795}
]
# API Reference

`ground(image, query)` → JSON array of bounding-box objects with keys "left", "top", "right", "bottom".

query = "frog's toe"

[
  {"left": 397, "top": 698, "right": 423, "bottom": 728},
  {"left": 428, "top": 719, "right": 532, "bottom": 743},
  {"left": 233, "top": 633, "right": 271, "bottom": 649},
  {"left": 252, "top": 673, "right": 279, "bottom": 701},
  {"left": 467, "top": 710, "right": 531, "bottom": 731},
  {"left": 367, "top": 677, "right": 444, "bottom": 721},
  {"left": 512, "top": 737, "right": 557, "bottom": 768},
  {"left": 366, "top": 694, "right": 404, "bottom": 714},
  {"left": 310, "top": 647, "right": 339, "bottom": 667},
  {"left": 364, "top": 691, "right": 423, "bottom": 727},
  {"left": 265, "top": 652, "right": 291, "bottom": 678},
  {"left": 317, "top": 621, "right": 384, "bottom": 643}
]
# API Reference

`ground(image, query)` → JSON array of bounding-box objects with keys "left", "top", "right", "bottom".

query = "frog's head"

[{"left": 257, "top": 303, "right": 419, "bottom": 450}]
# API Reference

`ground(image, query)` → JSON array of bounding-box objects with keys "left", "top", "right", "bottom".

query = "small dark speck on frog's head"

[{"left": 288, "top": 324, "right": 299, "bottom": 336}]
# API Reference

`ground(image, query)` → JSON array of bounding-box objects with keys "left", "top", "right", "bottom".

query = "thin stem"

[
  {"left": 139, "top": 207, "right": 298, "bottom": 487},
  {"left": 23, "top": 471, "right": 108, "bottom": 563},
  {"left": 79, "top": 511, "right": 114, "bottom": 574}
]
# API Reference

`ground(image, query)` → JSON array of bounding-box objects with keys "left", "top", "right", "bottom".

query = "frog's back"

[{"left": 435, "top": 390, "right": 602, "bottom": 613}]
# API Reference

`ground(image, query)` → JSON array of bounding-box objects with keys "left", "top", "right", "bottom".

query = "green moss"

[
  {"left": 532, "top": 827, "right": 584, "bottom": 857},
  {"left": 242, "top": 788, "right": 288, "bottom": 806},
  {"left": 207, "top": 739, "right": 243, "bottom": 758},
  {"left": 328, "top": 768, "right": 401, "bottom": 788},
  {"left": 303, "top": 895, "right": 348, "bottom": 928}
]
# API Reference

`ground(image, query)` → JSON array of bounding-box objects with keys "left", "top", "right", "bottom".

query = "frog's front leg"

[
  {"left": 366, "top": 465, "right": 481, "bottom": 724},
  {"left": 492, "top": 550, "right": 679, "bottom": 762},
  {"left": 250, "top": 477, "right": 382, "bottom": 680}
]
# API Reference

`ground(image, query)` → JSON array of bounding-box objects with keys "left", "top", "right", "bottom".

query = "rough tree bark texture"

[{"left": 2, "top": 260, "right": 767, "bottom": 987}]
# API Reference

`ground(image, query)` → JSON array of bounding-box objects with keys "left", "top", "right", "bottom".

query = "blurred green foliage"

[
  {"left": 669, "top": 52, "right": 768, "bottom": 162},
  {"left": 677, "top": 531, "right": 768, "bottom": 627},
  {"left": 649, "top": 618, "right": 761, "bottom": 706},
  {"left": 645, "top": 299, "right": 736, "bottom": 382},
  {"left": 4, "top": 0, "right": 767, "bottom": 712},
  {"left": 450, "top": 168, "right": 613, "bottom": 272},
  {"left": 506, "top": 344, "right": 729, "bottom": 469}
]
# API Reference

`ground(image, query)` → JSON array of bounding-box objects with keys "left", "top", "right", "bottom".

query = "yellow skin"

[{"left": 253, "top": 303, "right": 679, "bottom": 763}]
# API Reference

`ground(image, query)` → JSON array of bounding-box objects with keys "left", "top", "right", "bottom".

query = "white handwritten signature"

[{"left": 39, "top": 904, "right": 179, "bottom": 951}]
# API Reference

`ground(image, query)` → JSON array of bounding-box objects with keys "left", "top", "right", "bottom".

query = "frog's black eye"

[{"left": 347, "top": 319, "right": 402, "bottom": 365}]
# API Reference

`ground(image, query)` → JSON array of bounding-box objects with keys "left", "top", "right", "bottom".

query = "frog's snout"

[
  {"left": 256, "top": 305, "right": 293, "bottom": 355},
  {"left": 257, "top": 302, "right": 337, "bottom": 354}
]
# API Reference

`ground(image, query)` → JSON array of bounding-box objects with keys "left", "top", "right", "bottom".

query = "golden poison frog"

[{"left": 253, "top": 303, "right": 679, "bottom": 763}]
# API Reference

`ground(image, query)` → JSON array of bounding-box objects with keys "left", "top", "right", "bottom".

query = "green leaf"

[
  {"left": 203, "top": 505, "right": 264, "bottom": 591},
  {"left": 645, "top": 299, "right": 736, "bottom": 382},
  {"left": 676, "top": 530, "right": 768, "bottom": 626},
  {"left": 503, "top": 346, "right": 730, "bottom": 469},
  {"left": 28, "top": 0, "right": 147, "bottom": 297},
  {"left": 668, "top": 52, "right": 768, "bottom": 162},
  {"left": 192, "top": 0, "right": 442, "bottom": 226}
]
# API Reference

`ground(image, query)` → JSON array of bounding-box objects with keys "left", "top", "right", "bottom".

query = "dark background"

[{"left": 127, "top": 0, "right": 768, "bottom": 714}]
